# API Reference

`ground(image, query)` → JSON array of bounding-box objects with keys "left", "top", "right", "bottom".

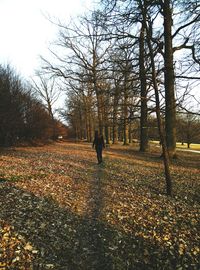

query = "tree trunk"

[
  {"left": 112, "top": 110, "right": 118, "bottom": 143},
  {"left": 139, "top": 21, "right": 148, "bottom": 152},
  {"left": 112, "top": 86, "right": 119, "bottom": 143},
  {"left": 104, "top": 90, "right": 110, "bottom": 144},
  {"left": 88, "top": 107, "right": 92, "bottom": 142},
  {"left": 123, "top": 93, "right": 129, "bottom": 145},
  {"left": 129, "top": 122, "right": 132, "bottom": 143},
  {"left": 163, "top": 0, "right": 177, "bottom": 158},
  {"left": 142, "top": 1, "right": 172, "bottom": 195},
  {"left": 105, "top": 125, "right": 109, "bottom": 144}
]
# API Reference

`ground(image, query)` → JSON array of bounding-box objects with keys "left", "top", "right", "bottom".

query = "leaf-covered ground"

[{"left": 0, "top": 141, "right": 199, "bottom": 270}]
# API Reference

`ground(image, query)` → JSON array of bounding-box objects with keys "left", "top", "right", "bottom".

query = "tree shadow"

[
  {"left": 106, "top": 144, "right": 200, "bottom": 170},
  {"left": 104, "top": 146, "right": 199, "bottom": 201},
  {"left": 82, "top": 164, "right": 111, "bottom": 269},
  {"left": 0, "top": 180, "right": 184, "bottom": 270},
  {"left": 106, "top": 146, "right": 163, "bottom": 167}
]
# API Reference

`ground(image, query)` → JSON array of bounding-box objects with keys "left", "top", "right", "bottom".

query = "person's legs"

[
  {"left": 95, "top": 146, "right": 103, "bottom": 164},
  {"left": 99, "top": 147, "right": 103, "bottom": 163},
  {"left": 96, "top": 148, "right": 101, "bottom": 163},
  {"left": 97, "top": 146, "right": 103, "bottom": 163}
]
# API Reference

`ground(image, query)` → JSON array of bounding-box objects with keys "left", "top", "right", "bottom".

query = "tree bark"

[
  {"left": 123, "top": 92, "right": 129, "bottom": 145},
  {"left": 163, "top": 0, "right": 177, "bottom": 158},
  {"left": 139, "top": 21, "right": 148, "bottom": 152},
  {"left": 112, "top": 84, "right": 119, "bottom": 143},
  {"left": 112, "top": 108, "right": 118, "bottom": 143},
  {"left": 142, "top": 0, "right": 172, "bottom": 195}
]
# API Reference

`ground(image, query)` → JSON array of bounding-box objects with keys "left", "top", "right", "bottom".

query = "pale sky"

[
  {"left": 0, "top": 0, "right": 199, "bottom": 112},
  {"left": 0, "top": 0, "right": 94, "bottom": 78}
]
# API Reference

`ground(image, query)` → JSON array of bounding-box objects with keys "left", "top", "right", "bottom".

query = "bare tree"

[
  {"left": 140, "top": 0, "right": 173, "bottom": 195},
  {"left": 41, "top": 12, "right": 113, "bottom": 140},
  {"left": 160, "top": 0, "right": 200, "bottom": 157},
  {"left": 139, "top": 14, "right": 149, "bottom": 151},
  {"left": 31, "top": 74, "right": 61, "bottom": 139},
  {"left": 177, "top": 112, "right": 200, "bottom": 148},
  {"left": 0, "top": 64, "right": 54, "bottom": 145}
]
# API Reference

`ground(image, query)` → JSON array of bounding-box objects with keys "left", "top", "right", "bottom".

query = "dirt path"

[{"left": 81, "top": 162, "right": 113, "bottom": 269}]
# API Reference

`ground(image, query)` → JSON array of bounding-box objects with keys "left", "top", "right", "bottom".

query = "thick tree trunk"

[
  {"left": 139, "top": 22, "right": 148, "bottom": 152},
  {"left": 95, "top": 87, "right": 104, "bottom": 135},
  {"left": 104, "top": 91, "right": 110, "bottom": 144},
  {"left": 149, "top": 53, "right": 172, "bottom": 195},
  {"left": 88, "top": 108, "right": 92, "bottom": 142},
  {"left": 86, "top": 117, "right": 90, "bottom": 142},
  {"left": 78, "top": 108, "right": 84, "bottom": 140},
  {"left": 142, "top": 1, "right": 172, "bottom": 195},
  {"left": 112, "top": 86, "right": 119, "bottom": 144},
  {"left": 85, "top": 92, "right": 93, "bottom": 142},
  {"left": 105, "top": 125, "right": 109, "bottom": 144},
  {"left": 163, "top": 0, "right": 177, "bottom": 158},
  {"left": 129, "top": 122, "right": 132, "bottom": 143},
  {"left": 47, "top": 102, "right": 57, "bottom": 140},
  {"left": 112, "top": 111, "right": 118, "bottom": 144},
  {"left": 92, "top": 49, "right": 103, "bottom": 135},
  {"left": 123, "top": 93, "right": 129, "bottom": 145}
]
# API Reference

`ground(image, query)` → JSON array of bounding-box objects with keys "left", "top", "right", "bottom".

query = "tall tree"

[
  {"left": 162, "top": 0, "right": 177, "bottom": 158},
  {"left": 139, "top": 14, "right": 148, "bottom": 151},
  {"left": 160, "top": 0, "right": 200, "bottom": 157},
  {"left": 41, "top": 12, "right": 111, "bottom": 138},
  {"left": 141, "top": 0, "right": 172, "bottom": 195},
  {"left": 31, "top": 74, "right": 61, "bottom": 139}
]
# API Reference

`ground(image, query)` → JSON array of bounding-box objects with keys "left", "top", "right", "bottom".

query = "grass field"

[
  {"left": 150, "top": 140, "right": 200, "bottom": 151},
  {"left": 0, "top": 142, "right": 199, "bottom": 269}
]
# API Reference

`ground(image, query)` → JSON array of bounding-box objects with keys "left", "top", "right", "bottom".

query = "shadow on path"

[{"left": 81, "top": 162, "right": 113, "bottom": 269}]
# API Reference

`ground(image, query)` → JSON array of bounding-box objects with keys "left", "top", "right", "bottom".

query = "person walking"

[{"left": 92, "top": 131, "right": 105, "bottom": 164}]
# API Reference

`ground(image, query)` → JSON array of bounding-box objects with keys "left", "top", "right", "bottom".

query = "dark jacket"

[{"left": 93, "top": 135, "right": 105, "bottom": 149}]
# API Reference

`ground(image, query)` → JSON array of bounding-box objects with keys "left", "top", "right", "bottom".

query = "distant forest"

[{"left": 0, "top": 64, "right": 68, "bottom": 146}]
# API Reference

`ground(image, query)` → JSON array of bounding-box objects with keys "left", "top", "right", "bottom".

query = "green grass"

[
  {"left": 176, "top": 142, "right": 200, "bottom": 150},
  {"left": 150, "top": 141, "right": 200, "bottom": 151}
]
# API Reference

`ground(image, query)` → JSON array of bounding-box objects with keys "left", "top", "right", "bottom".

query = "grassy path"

[{"left": 0, "top": 141, "right": 199, "bottom": 269}]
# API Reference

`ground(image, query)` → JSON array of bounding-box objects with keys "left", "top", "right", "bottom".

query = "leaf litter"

[{"left": 0, "top": 142, "right": 199, "bottom": 269}]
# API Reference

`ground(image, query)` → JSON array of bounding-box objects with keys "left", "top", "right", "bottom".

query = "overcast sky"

[{"left": 0, "top": 0, "right": 94, "bottom": 78}]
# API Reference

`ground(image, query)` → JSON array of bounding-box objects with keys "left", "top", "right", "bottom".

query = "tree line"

[
  {"left": 42, "top": 0, "right": 199, "bottom": 149},
  {"left": 0, "top": 64, "right": 67, "bottom": 146},
  {"left": 41, "top": 0, "right": 200, "bottom": 195}
]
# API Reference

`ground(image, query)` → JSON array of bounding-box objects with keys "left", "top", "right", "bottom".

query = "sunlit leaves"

[
  {"left": 0, "top": 222, "right": 37, "bottom": 269},
  {"left": 0, "top": 142, "right": 199, "bottom": 269}
]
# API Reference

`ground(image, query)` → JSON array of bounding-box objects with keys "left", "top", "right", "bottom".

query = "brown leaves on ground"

[
  {"left": 0, "top": 222, "right": 36, "bottom": 269},
  {"left": 0, "top": 142, "right": 199, "bottom": 269}
]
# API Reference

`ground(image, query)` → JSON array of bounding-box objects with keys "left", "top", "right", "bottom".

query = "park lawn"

[
  {"left": 0, "top": 141, "right": 199, "bottom": 269},
  {"left": 176, "top": 143, "right": 200, "bottom": 150},
  {"left": 150, "top": 140, "right": 200, "bottom": 151}
]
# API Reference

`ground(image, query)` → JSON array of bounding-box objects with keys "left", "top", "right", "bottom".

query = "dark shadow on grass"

[
  {"left": 106, "top": 144, "right": 200, "bottom": 170},
  {"left": 0, "top": 183, "right": 190, "bottom": 270},
  {"left": 0, "top": 177, "right": 7, "bottom": 183},
  {"left": 81, "top": 163, "right": 112, "bottom": 269}
]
